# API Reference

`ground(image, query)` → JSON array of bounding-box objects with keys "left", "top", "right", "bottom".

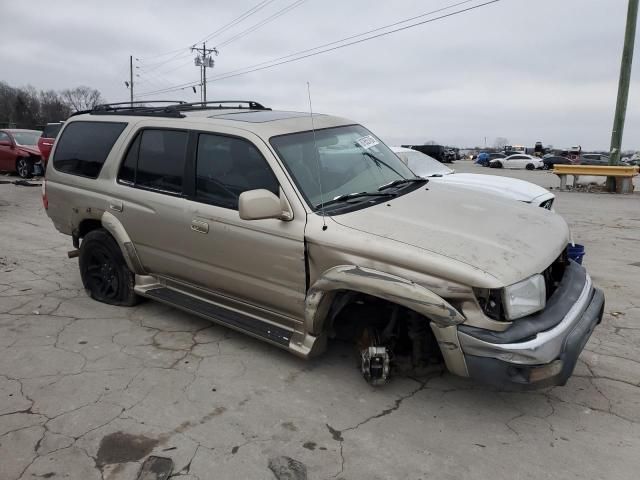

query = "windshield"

[
  {"left": 394, "top": 149, "right": 453, "bottom": 177},
  {"left": 12, "top": 131, "right": 42, "bottom": 146},
  {"left": 270, "top": 125, "right": 417, "bottom": 210}
]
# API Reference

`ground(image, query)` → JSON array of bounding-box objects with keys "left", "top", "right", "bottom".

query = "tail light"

[{"left": 42, "top": 179, "right": 48, "bottom": 210}]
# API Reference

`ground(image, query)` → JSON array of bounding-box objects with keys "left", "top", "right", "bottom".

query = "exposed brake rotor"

[{"left": 357, "top": 327, "right": 390, "bottom": 386}]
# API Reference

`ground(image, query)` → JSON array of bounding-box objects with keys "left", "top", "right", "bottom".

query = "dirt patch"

[{"left": 96, "top": 431, "right": 160, "bottom": 467}]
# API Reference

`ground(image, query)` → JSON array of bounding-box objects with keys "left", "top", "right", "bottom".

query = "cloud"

[{"left": 1, "top": 0, "right": 637, "bottom": 149}]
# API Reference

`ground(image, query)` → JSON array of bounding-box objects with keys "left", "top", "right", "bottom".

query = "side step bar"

[{"left": 144, "top": 287, "right": 292, "bottom": 347}]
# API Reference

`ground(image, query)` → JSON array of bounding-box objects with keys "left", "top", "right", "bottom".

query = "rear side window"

[
  {"left": 196, "top": 133, "right": 278, "bottom": 209},
  {"left": 43, "top": 123, "right": 63, "bottom": 139},
  {"left": 118, "top": 129, "right": 188, "bottom": 194},
  {"left": 53, "top": 121, "right": 126, "bottom": 178}
]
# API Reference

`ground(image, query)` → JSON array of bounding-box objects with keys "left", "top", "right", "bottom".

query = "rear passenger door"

[{"left": 114, "top": 127, "right": 194, "bottom": 280}]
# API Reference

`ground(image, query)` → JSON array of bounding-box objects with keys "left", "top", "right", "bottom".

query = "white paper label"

[{"left": 355, "top": 135, "right": 379, "bottom": 150}]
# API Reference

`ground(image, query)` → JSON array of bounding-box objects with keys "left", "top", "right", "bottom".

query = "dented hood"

[
  {"left": 330, "top": 182, "right": 569, "bottom": 286},
  {"left": 17, "top": 145, "right": 42, "bottom": 157}
]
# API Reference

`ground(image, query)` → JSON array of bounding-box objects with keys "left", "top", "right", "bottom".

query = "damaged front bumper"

[{"left": 457, "top": 261, "right": 604, "bottom": 389}]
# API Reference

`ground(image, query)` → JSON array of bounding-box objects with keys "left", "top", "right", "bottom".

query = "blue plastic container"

[{"left": 567, "top": 243, "right": 585, "bottom": 265}]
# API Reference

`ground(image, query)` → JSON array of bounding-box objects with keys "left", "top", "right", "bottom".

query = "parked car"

[
  {"left": 542, "top": 156, "right": 573, "bottom": 170},
  {"left": 38, "top": 122, "right": 64, "bottom": 166},
  {"left": 401, "top": 144, "right": 451, "bottom": 163},
  {"left": 392, "top": 147, "right": 555, "bottom": 209},
  {"left": 580, "top": 154, "right": 610, "bottom": 166},
  {"left": 0, "top": 129, "right": 44, "bottom": 178},
  {"left": 490, "top": 154, "right": 544, "bottom": 170},
  {"left": 44, "top": 100, "right": 603, "bottom": 390},
  {"left": 474, "top": 152, "right": 505, "bottom": 167}
]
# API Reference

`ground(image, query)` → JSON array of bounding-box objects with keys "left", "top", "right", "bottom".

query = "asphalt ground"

[{"left": 0, "top": 164, "right": 639, "bottom": 479}]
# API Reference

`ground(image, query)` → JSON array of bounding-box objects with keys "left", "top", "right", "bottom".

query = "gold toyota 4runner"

[{"left": 43, "top": 101, "right": 604, "bottom": 389}]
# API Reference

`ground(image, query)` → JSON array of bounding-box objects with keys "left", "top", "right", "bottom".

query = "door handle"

[
  {"left": 109, "top": 199, "right": 123, "bottom": 212},
  {"left": 191, "top": 219, "right": 209, "bottom": 234}
]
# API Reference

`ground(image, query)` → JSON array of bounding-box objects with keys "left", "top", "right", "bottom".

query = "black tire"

[
  {"left": 492, "top": 161, "right": 503, "bottom": 169},
  {"left": 79, "top": 228, "right": 139, "bottom": 306},
  {"left": 526, "top": 163, "right": 535, "bottom": 170},
  {"left": 16, "top": 157, "right": 33, "bottom": 179}
]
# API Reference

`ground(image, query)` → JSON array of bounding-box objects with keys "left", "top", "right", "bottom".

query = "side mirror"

[
  {"left": 239, "top": 189, "right": 291, "bottom": 221},
  {"left": 0, "top": 140, "right": 12, "bottom": 147}
]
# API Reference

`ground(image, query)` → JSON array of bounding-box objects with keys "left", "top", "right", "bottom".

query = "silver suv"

[{"left": 44, "top": 101, "right": 604, "bottom": 389}]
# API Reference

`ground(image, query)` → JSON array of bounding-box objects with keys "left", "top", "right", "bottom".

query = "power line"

[
  {"left": 207, "top": 0, "right": 500, "bottom": 83},
  {"left": 137, "top": 0, "right": 303, "bottom": 94},
  {"left": 136, "top": 80, "right": 201, "bottom": 98},
  {"left": 212, "top": 0, "right": 475, "bottom": 78},
  {"left": 136, "top": 0, "right": 501, "bottom": 98},
  {"left": 137, "top": 0, "right": 278, "bottom": 63},
  {"left": 198, "top": 0, "right": 279, "bottom": 44},
  {"left": 215, "top": 0, "right": 308, "bottom": 49}
]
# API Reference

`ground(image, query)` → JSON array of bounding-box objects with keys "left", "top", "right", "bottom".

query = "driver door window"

[{"left": 195, "top": 133, "right": 279, "bottom": 209}]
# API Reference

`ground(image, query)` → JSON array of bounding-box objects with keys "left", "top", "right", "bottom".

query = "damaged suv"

[{"left": 43, "top": 101, "right": 604, "bottom": 389}]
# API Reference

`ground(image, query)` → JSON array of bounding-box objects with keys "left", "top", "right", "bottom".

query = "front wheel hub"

[{"left": 361, "top": 346, "right": 391, "bottom": 386}]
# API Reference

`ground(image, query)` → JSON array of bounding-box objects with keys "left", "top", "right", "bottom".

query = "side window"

[
  {"left": 118, "top": 129, "right": 188, "bottom": 194},
  {"left": 43, "top": 123, "right": 63, "bottom": 139},
  {"left": 195, "top": 133, "right": 279, "bottom": 210},
  {"left": 0, "top": 132, "right": 10, "bottom": 143},
  {"left": 118, "top": 134, "right": 140, "bottom": 185},
  {"left": 52, "top": 122, "right": 126, "bottom": 178}
]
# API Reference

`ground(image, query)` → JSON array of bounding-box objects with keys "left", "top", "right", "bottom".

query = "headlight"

[{"left": 502, "top": 274, "right": 546, "bottom": 320}]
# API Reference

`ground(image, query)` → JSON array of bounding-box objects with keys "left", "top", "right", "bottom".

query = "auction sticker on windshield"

[{"left": 355, "top": 135, "right": 380, "bottom": 150}]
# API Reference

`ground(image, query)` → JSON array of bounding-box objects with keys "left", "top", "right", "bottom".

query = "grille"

[{"left": 542, "top": 251, "right": 568, "bottom": 300}]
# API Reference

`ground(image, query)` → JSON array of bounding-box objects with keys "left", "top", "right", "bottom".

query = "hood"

[
  {"left": 428, "top": 173, "right": 551, "bottom": 203},
  {"left": 17, "top": 145, "right": 42, "bottom": 156},
  {"left": 330, "top": 182, "right": 569, "bottom": 287}
]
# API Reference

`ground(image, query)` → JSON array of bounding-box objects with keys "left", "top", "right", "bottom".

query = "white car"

[
  {"left": 489, "top": 154, "right": 544, "bottom": 170},
  {"left": 392, "top": 147, "right": 555, "bottom": 209}
]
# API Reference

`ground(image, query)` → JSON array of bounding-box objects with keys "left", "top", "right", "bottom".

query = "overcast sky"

[{"left": 1, "top": 0, "right": 638, "bottom": 150}]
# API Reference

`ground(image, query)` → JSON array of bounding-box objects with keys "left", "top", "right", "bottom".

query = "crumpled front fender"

[{"left": 304, "top": 265, "right": 465, "bottom": 336}]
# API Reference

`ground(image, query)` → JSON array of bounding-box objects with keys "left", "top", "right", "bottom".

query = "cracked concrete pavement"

[{"left": 1, "top": 165, "right": 639, "bottom": 479}]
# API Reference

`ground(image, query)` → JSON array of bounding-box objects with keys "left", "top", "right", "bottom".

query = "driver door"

[{"left": 182, "top": 131, "right": 307, "bottom": 323}]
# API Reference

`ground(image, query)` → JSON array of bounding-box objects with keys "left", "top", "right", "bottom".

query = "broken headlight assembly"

[
  {"left": 475, "top": 274, "right": 546, "bottom": 321},
  {"left": 502, "top": 274, "right": 546, "bottom": 320}
]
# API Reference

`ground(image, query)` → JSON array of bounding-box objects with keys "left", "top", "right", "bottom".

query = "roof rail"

[
  {"left": 70, "top": 100, "right": 188, "bottom": 118},
  {"left": 174, "top": 100, "right": 271, "bottom": 111},
  {"left": 68, "top": 100, "right": 270, "bottom": 119}
]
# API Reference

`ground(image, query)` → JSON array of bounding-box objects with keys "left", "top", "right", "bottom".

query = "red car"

[
  {"left": 0, "top": 129, "right": 44, "bottom": 178},
  {"left": 37, "top": 122, "right": 64, "bottom": 166}
]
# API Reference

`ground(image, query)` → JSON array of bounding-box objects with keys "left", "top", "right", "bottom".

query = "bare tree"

[
  {"left": 40, "top": 90, "right": 71, "bottom": 122},
  {"left": 60, "top": 86, "right": 104, "bottom": 112},
  {"left": 493, "top": 137, "right": 509, "bottom": 150}
]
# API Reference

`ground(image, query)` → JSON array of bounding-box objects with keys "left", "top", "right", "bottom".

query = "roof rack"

[
  {"left": 69, "top": 100, "right": 270, "bottom": 119},
  {"left": 174, "top": 100, "right": 271, "bottom": 111},
  {"left": 69, "top": 101, "right": 187, "bottom": 118}
]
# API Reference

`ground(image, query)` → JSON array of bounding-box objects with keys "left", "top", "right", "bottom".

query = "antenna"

[{"left": 307, "top": 82, "right": 327, "bottom": 231}]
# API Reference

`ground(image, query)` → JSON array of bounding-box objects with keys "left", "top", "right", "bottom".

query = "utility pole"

[
  {"left": 608, "top": 0, "right": 638, "bottom": 191},
  {"left": 192, "top": 43, "right": 218, "bottom": 104},
  {"left": 129, "top": 55, "right": 134, "bottom": 106}
]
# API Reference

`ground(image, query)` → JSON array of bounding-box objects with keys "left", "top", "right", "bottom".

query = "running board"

[{"left": 144, "top": 287, "right": 292, "bottom": 347}]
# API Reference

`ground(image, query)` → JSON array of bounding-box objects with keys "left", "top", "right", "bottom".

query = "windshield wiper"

[
  {"left": 316, "top": 191, "right": 397, "bottom": 209},
  {"left": 378, "top": 178, "right": 427, "bottom": 191}
]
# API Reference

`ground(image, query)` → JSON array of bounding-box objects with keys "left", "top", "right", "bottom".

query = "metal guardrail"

[{"left": 552, "top": 165, "right": 639, "bottom": 176}]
